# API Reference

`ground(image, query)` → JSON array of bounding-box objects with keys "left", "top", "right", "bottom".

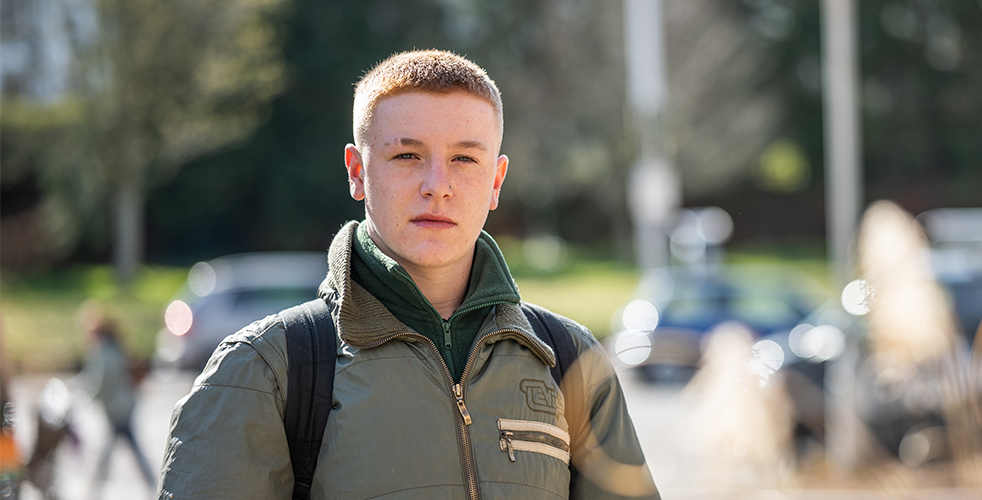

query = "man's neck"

[{"left": 400, "top": 257, "right": 472, "bottom": 320}]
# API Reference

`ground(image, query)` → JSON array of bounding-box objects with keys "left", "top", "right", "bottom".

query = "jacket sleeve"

[
  {"left": 157, "top": 318, "right": 294, "bottom": 500},
  {"left": 561, "top": 322, "right": 661, "bottom": 500}
]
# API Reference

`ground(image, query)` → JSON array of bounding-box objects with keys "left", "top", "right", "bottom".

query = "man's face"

[{"left": 345, "top": 91, "right": 508, "bottom": 275}]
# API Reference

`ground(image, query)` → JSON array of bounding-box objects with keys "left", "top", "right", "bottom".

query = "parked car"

[
  {"left": 919, "top": 207, "right": 982, "bottom": 345},
  {"left": 155, "top": 252, "right": 328, "bottom": 371},
  {"left": 610, "top": 263, "right": 826, "bottom": 384}
]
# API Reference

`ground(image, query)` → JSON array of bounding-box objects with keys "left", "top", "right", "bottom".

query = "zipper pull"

[
  {"left": 454, "top": 383, "right": 472, "bottom": 425},
  {"left": 502, "top": 431, "right": 516, "bottom": 462},
  {"left": 443, "top": 320, "right": 452, "bottom": 350}
]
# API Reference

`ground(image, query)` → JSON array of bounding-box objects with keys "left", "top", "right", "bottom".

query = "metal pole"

[
  {"left": 822, "top": 0, "right": 863, "bottom": 290},
  {"left": 821, "top": 0, "right": 864, "bottom": 475},
  {"left": 624, "top": 0, "right": 680, "bottom": 271}
]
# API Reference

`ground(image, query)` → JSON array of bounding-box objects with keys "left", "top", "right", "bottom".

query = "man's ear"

[
  {"left": 489, "top": 154, "right": 508, "bottom": 211},
  {"left": 345, "top": 144, "right": 366, "bottom": 201}
]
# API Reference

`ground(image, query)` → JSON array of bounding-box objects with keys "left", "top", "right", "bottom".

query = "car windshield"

[{"left": 661, "top": 287, "right": 803, "bottom": 333}]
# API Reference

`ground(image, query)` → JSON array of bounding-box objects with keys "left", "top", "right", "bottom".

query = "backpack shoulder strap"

[
  {"left": 520, "top": 302, "right": 578, "bottom": 384},
  {"left": 280, "top": 298, "right": 336, "bottom": 500}
]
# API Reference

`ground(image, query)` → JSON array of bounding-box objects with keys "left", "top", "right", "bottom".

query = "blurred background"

[{"left": 1, "top": 0, "right": 980, "bottom": 498}]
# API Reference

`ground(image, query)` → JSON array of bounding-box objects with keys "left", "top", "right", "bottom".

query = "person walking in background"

[
  {"left": 1, "top": 313, "right": 24, "bottom": 500},
  {"left": 73, "top": 300, "right": 155, "bottom": 499}
]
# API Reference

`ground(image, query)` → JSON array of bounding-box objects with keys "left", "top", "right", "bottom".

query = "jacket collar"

[{"left": 319, "top": 221, "right": 556, "bottom": 367}]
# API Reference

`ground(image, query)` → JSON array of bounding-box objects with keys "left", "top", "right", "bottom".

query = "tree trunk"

[{"left": 113, "top": 178, "right": 144, "bottom": 285}]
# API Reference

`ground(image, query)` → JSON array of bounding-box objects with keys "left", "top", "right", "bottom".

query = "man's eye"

[
  {"left": 454, "top": 156, "right": 477, "bottom": 163},
  {"left": 394, "top": 153, "right": 418, "bottom": 160}
]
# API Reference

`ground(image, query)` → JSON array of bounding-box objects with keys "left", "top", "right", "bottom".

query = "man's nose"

[{"left": 420, "top": 160, "right": 453, "bottom": 198}]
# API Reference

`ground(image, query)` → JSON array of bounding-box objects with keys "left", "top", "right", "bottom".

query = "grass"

[
  {"left": 514, "top": 261, "right": 641, "bottom": 340},
  {"left": 1, "top": 266, "right": 188, "bottom": 373}
]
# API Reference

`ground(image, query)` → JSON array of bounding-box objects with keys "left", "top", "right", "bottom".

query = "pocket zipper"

[{"left": 498, "top": 419, "right": 571, "bottom": 464}]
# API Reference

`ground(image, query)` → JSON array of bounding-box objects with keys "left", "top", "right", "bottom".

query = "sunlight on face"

[{"left": 346, "top": 91, "right": 508, "bottom": 275}]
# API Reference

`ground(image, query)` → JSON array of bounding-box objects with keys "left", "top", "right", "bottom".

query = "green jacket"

[{"left": 158, "top": 222, "right": 659, "bottom": 500}]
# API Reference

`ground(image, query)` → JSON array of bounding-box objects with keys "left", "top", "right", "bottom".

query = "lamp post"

[
  {"left": 624, "top": 0, "right": 680, "bottom": 271},
  {"left": 822, "top": 0, "right": 864, "bottom": 474}
]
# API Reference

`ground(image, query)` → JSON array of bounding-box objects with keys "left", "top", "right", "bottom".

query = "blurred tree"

[
  {"left": 146, "top": 0, "right": 635, "bottom": 260},
  {"left": 9, "top": 0, "right": 978, "bottom": 268},
  {"left": 1, "top": 0, "right": 289, "bottom": 281},
  {"left": 662, "top": 0, "right": 785, "bottom": 200},
  {"left": 689, "top": 0, "right": 981, "bottom": 246},
  {"left": 857, "top": 0, "right": 982, "bottom": 211},
  {"left": 147, "top": 0, "right": 444, "bottom": 261}
]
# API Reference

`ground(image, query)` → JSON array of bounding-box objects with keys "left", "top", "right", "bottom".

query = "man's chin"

[{"left": 398, "top": 243, "right": 473, "bottom": 270}]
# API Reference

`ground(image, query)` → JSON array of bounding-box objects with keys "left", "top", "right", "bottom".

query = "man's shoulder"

[
  {"left": 192, "top": 313, "right": 290, "bottom": 397},
  {"left": 221, "top": 313, "right": 287, "bottom": 346}
]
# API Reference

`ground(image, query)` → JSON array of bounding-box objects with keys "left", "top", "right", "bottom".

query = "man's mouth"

[{"left": 411, "top": 214, "right": 456, "bottom": 229}]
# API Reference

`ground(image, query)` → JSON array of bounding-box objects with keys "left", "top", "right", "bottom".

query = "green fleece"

[{"left": 349, "top": 222, "right": 521, "bottom": 381}]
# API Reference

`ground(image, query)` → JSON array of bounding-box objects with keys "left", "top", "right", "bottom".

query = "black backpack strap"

[
  {"left": 520, "top": 302, "right": 578, "bottom": 384},
  {"left": 281, "top": 298, "right": 336, "bottom": 500}
]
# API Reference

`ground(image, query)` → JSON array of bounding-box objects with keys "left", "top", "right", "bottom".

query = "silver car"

[{"left": 155, "top": 252, "right": 328, "bottom": 371}]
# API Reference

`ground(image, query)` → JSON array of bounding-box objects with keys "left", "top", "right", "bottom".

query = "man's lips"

[{"left": 411, "top": 214, "right": 456, "bottom": 229}]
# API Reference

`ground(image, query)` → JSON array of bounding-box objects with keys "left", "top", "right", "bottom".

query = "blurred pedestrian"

[
  {"left": 73, "top": 300, "right": 155, "bottom": 499},
  {"left": 24, "top": 378, "right": 77, "bottom": 500},
  {"left": 1, "top": 313, "right": 23, "bottom": 500},
  {"left": 158, "top": 50, "right": 659, "bottom": 499}
]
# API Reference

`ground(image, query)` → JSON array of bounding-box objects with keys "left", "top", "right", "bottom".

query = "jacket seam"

[
  {"left": 335, "top": 353, "right": 426, "bottom": 377},
  {"left": 221, "top": 319, "right": 281, "bottom": 346},
  {"left": 478, "top": 480, "right": 568, "bottom": 499},
  {"left": 196, "top": 382, "right": 276, "bottom": 396},
  {"left": 359, "top": 483, "right": 462, "bottom": 499}
]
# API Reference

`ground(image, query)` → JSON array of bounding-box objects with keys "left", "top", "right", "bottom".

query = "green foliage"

[{"left": 1, "top": 0, "right": 291, "bottom": 268}]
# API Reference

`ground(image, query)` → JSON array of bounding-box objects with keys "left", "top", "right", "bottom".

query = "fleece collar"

[{"left": 318, "top": 221, "right": 556, "bottom": 367}]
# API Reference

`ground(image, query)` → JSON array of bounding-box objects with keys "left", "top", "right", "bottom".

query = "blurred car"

[
  {"left": 155, "top": 252, "right": 328, "bottom": 371},
  {"left": 919, "top": 207, "right": 982, "bottom": 345},
  {"left": 610, "top": 263, "right": 827, "bottom": 384}
]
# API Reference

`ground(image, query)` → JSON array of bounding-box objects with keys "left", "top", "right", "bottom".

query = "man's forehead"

[
  {"left": 371, "top": 90, "right": 498, "bottom": 120},
  {"left": 366, "top": 91, "right": 503, "bottom": 148}
]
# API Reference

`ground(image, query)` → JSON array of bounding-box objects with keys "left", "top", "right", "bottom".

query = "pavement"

[
  {"left": 9, "top": 369, "right": 196, "bottom": 500},
  {"left": 7, "top": 365, "right": 981, "bottom": 499}
]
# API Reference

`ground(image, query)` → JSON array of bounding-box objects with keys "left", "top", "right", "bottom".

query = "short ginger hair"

[{"left": 352, "top": 49, "right": 503, "bottom": 148}]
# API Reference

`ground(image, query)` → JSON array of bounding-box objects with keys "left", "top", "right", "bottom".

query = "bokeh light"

[
  {"left": 622, "top": 299, "right": 660, "bottom": 332},
  {"left": 188, "top": 261, "right": 217, "bottom": 297},
  {"left": 788, "top": 323, "right": 845, "bottom": 362},
  {"left": 614, "top": 331, "right": 652, "bottom": 366},
  {"left": 522, "top": 234, "right": 569, "bottom": 272},
  {"left": 749, "top": 339, "right": 785, "bottom": 385},
  {"left": 841, "top": 279, "right": 873, "bottom": 315},
  {"left": 164, "top": 300, "right": 193, "bottom": 336}
]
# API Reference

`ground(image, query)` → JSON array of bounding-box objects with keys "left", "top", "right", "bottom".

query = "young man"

[{"left": 157, "top": 50, "right": 659, "bottom": 500}]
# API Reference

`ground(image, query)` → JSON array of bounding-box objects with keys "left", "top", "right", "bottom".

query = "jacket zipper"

[
  {"left": 353, "top": 333, "right": 480, "bottom": 500},
  {"left": 352, "top": 326, "right": 555, "bottom": 500},
  {"left": 443, "top": 320, "right": 452, "bottom": 350},
  {"left": 452, "top": 327, "right": 556, "bottom": 499},
  {"left": 499, "top": 429, "right": 570, "bottom": 462}
]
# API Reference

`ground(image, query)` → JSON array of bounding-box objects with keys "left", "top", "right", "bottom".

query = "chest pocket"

[{"left": 498, "top": 418, "right": 571, "bottom": 464}]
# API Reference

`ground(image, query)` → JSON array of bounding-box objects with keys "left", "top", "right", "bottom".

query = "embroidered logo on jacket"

[{"left": 520, "top": 379, "right": 559, "bottom": 415}]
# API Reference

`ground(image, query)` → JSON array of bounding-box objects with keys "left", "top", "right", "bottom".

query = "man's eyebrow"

[
  {"left": 388, "top": 138, "right": 488, "bottom": 151},
  {"left": 453, "top": 140, "right": 488, "bottom": 151}
]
